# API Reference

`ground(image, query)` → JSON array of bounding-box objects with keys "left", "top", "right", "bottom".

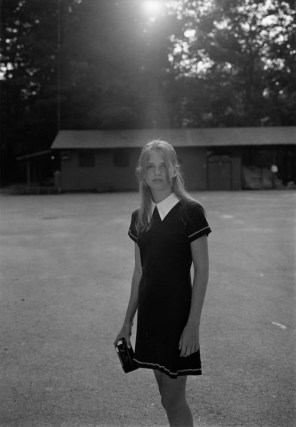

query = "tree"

[
  {"left": 58, "top": 0, "right": 178, "bottom": 129},
  {"left": 168, "top": 0, "right": 296, "bottom": 126},
  {"left": 0, "top": 0, "right": 83, "bottom": 183},
  {"left": 1, "top": 0, "right": 295, "bottom": 184},
  {"left": 1, "top": 0, "right": 63, "bottom": 147}
]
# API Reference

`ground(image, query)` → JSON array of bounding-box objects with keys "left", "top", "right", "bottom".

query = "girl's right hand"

[{"left": 114, "top": 323, "right": 133, "bottom": 349}]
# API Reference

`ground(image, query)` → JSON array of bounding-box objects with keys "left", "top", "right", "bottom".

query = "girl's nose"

[{"left": 155, "top": 165, "right": 163, "bottom": 175}]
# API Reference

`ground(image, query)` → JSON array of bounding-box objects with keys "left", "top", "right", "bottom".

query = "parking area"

[{"left": 0, "top": 191, "right": 295, "bottom": 426}]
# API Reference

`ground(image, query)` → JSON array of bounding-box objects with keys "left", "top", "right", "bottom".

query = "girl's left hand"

[{"left": 179, "top": 324, "right": 200, "bottom": 357}]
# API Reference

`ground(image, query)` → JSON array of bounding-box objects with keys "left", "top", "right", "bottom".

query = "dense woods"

[{"left": 1, "top": 0, "right": 295, "bottom": 183}]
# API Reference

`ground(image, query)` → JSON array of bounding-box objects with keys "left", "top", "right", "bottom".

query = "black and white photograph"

[{"left": 0, "top": 1, "right": 295, "bottom": 426}]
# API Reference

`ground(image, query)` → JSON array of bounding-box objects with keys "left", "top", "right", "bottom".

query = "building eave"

[{"left": 51, "top": 127, "right": 296, "bottom": 150}]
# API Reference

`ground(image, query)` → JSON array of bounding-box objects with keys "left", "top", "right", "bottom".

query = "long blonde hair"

[{"left": 135, "top": 140, "right": 202, "bottom": 232}]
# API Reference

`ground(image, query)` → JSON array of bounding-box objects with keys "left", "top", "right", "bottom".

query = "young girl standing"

[{"left": 114, "top": 140, "right": 211, "bottom": 427}]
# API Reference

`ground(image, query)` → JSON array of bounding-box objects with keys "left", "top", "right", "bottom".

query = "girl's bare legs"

[{"left": 154, "top": 370, "right": 193, "bottom": 427}]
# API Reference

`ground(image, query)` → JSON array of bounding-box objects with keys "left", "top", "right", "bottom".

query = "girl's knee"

[
  {"left": 161, "top": 393, "right": 186, "bottom": 411},
  {"left": 161, "top": 394, "right": 174, "bottom": 411},
  {"left": 157, "top": 373, "right": 187, "bottom": 410},
  {"left": 160, "top": 386, "right": 186, "bottom": 411}
]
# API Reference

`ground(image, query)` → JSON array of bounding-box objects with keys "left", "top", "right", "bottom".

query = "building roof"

[
  {"left": 51, "top": 127, "right": 296, "bottom": 149},
  {"left": 16, "top": 150, "right": 52, "bottom": 161}
]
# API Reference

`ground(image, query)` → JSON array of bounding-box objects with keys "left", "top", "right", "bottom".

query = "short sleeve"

[
  {"left": 186, "top": 202, "right": 212, "bottom": 243},
  {"left": 128, "top": 210, "right": 138, "bottom": 243}
]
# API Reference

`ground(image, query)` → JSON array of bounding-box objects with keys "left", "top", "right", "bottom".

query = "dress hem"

[{"left": 134, "top": 358, "right": 202, "bottom": 379}]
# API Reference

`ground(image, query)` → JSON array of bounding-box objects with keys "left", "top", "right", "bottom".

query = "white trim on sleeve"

[
  {"left": 188, "top": 226, "right": 210, "bottom": 239},
  {"left": 128, "top": 229, "right": 138, "bottom": 241}
]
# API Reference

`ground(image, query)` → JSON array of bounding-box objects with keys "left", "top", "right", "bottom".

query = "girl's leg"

[{"left": 153, "top": 370, "right": 193, "bottom": 427}]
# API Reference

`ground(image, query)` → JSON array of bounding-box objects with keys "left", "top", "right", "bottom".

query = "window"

[
  {"left": 61, "top": 151, "right": 71, "bottom": 161},
  {"left": 113, "top": 149, "right": 129, "bottom": 168},
  {"left": 79, "top": 152, "right": 95, "bottom": 168}
]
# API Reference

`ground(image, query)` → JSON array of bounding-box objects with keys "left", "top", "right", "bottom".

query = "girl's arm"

[
  {"left": 179, "top": 235, "right": 209, "bottom": 357},
  {"left": 114, "top": 243, "right": 142, "bottom": 348}
]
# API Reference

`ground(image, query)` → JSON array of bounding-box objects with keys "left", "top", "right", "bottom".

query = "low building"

[{"left": 51, "top": 127, "right": 296, "bottom": 192}]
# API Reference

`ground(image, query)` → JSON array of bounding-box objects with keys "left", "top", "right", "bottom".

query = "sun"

[{"left": 142, "top": 1, "right": 165, "bottom": 20}]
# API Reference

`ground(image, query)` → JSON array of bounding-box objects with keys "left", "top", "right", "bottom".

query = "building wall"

[
  {"left": 232, "top": 157, "right": 242, "bottom": 190},
  {"left": 207, "top": 155, "right": 242, "bottom": 190},
  {"left": 176, "top": 147, "right": 207, "bottom": 191},
  {"left": 60, "top": 148, "right": 140, "bottom": 191},
  {"left": 59, "top": 147, "right": 246, "bottom": 191}
]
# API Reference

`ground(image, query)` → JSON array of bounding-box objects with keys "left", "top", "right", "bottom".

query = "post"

[
  {"left": 57, "top": 0, "right": 61, "bottom": 131},
  {"left": 26, "top": 162, "right": 31, "bottom": 186}
]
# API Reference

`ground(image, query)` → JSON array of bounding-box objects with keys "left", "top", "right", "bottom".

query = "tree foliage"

[
  {"left": 0, "top": 0, "right": 73, "bottom": 182},
  {"left": 169, "top": 0, "right": 296, "bottom": 126},
  {"left": 0, "top": 0, "right": 295, "bottom": 182},
  {"left": 58, "top": 0, "right": 178, "bottom": 129}
]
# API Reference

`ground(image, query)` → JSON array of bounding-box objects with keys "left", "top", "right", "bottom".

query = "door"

[{"left": 208, "top": 161, "right": 232, "bottom": 190}]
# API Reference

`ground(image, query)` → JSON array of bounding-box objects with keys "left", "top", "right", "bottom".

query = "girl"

[{"left": 114, "top": 140, "right": 211, "bottom": 426}]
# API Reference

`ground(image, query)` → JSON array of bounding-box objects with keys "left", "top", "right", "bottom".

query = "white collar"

[{"left": 151, "top": 193, "right": 180, "bottom": 221}]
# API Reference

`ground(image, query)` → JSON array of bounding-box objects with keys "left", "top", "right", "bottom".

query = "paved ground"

[{"left": 0, "top": 191, "right": 295, "bottom": 427}]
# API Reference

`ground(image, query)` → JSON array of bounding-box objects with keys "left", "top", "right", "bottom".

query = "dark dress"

[{"left": 128, "top": 199, "right": 212, "bottom": 379}]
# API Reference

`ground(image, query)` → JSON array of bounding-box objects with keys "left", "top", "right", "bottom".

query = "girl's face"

[{"left": 144, "top": 149, "right": 175, "bottom": 192}]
